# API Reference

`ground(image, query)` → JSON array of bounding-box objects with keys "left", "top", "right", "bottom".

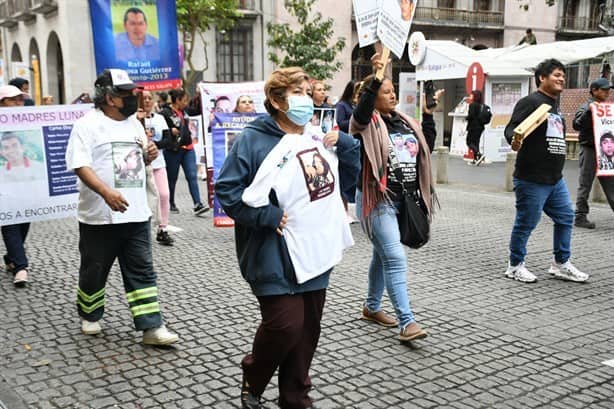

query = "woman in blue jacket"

[{"left": 215, "top": 67, "right": 360, "bottom": 409}]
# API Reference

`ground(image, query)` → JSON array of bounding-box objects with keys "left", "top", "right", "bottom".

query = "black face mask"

[{"left": 118, "top": 95, "right": 138, "bottom": 118}]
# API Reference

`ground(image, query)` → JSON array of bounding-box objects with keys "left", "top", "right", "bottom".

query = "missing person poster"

[
  {"left": 311, "top": 108, "right": 337, "bottom": 133},
  {"left": 591, "top": 102, "right": 614, "bottom": 176},
  {"left": 353, "top": 0, "right": 381, "bottom": 48},
  {"left": 89, "top": 0, "right": 181, "bottom": 90},
  {"left": 211, "top": 112, "right": 264, "bottom": 227},
  {"left": 0, "top": 105, "right": 93, "bottom": 226},
  {"left": 198, "top": 81, "right": 266, "bottom": 207},
  {"left": 377, "top": 0, "right": 417, "bottom": 58}
]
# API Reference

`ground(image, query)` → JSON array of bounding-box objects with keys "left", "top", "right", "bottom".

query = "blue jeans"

[
  {"left": 356, "top": 190, "right": 416, "bottom": 329},
  {"left": 163, "top": 148, "right": 202, "bottom": 207},
  {"left": 509, "top": 178, "right": 574, "bottom": 266},
  {"left": 2, "top": 222, "right": 30, "bottom": 273}
]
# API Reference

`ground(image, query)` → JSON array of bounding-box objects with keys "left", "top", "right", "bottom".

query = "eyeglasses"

[{"left": 241, "top": 99, "right": 253, "bottom": 104}]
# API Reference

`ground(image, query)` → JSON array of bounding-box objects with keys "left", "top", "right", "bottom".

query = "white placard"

[
  {"left": 376, "top": 0, "right": 416, "bottom": 58},
  {"left": 353, "top": 0, "right": 381, "bottom": 48}
]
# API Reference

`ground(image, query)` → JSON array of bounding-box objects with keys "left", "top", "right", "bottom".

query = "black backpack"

[{"left": 478, "top": 104, "right": 492, "bottom": 125}]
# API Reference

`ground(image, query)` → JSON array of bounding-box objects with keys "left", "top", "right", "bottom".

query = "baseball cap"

[
  {"left": 0, "top": 85, "right": 25, "bottom": 101},
  {"left": 94, "top": 69, "right": 141, "bottom": 91},
  {"left": 589, "top": 78, "right": 612, "bottom": 90}
]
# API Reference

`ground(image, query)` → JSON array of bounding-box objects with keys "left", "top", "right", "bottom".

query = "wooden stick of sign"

[
  {"left": 375, "top": 47, "right": 391, "bottom": 81},
  {"left": 511, "top": 103, "right": 551, "bottom": 151}
]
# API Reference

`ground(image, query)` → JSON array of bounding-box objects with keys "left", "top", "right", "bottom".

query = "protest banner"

[
  {"left": 89, "top": 0, "right": 181, "bottom": 90},
  {"left": 377, "top": 0, "right": 417, "bottom": 58},
  {"left": 210, "top": 112, "right": 265, "bottom": 227},
  {"left": 198, "top": 81, "right": 266, "bottom": 208},
  {"left": 353, "top": 0, "right": 381, "bottom": 48},
  {"left": 591, "top": 102, "right": 614, "bottom": 176},
  {"left": 0, "top": 104, "right": 93, "bottom": 226}
]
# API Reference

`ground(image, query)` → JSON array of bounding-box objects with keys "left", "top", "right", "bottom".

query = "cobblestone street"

[{"left": 1, "top": 179, "right": 614, "bottom": 409}]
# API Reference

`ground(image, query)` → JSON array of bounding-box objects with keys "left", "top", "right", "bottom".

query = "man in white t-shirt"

[{"left": 65, "top": 69, "right": 178, "bottom": 345}]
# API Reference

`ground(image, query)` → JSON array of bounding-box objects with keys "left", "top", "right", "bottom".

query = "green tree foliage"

[
  {"left": 267, "top": 0, "right": 346, "bottom": 81},
  {"left": 175, "top": 0, "right": 240, "bottom": 92}
]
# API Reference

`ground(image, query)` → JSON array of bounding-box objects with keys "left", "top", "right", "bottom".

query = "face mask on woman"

[{"left": 284, "top": 95, "right": 314, "bottom": 126}]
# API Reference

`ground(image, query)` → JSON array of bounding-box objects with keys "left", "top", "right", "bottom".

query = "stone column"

[{"left": 435, "top": 146, "right": 449, "bottom": 184}]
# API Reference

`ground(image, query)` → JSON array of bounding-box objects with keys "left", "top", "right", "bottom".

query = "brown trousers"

[{"left": 242, "top": 289, "right": 326, "bottom": 409}]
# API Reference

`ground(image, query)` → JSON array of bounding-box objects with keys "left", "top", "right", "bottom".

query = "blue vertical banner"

[{"left": 89, "top": 0, "right": 181, "bottom": 90}]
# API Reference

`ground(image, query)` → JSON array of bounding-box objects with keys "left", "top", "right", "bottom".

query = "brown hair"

[{"left": 264, "top": 67, "right": 310, "bottom": 116}]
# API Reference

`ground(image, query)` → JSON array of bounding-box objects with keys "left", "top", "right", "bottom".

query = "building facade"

[{"left": 0, "top": 0, "right": 609, "bottom": 104}]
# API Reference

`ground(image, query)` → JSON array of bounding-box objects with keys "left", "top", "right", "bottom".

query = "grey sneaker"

[
  {"left": 504, "top": 262, "right": 537, "bottom": 283},
  {"left": 574, "top": 217, "right": 596, "bottom": 229},
  {"left": 548, "top": 260, "right": 589, "bottom": 282},
  {"left": 143, "top": 325, "right": 179, "bottom": 345},
  {"left": 81, "top": 319, "right": 102, "bottom": 335}
]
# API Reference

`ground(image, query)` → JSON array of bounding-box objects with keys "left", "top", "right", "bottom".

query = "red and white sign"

[{"left": 466, "top": 62, "right": 485, "bottom": 94}]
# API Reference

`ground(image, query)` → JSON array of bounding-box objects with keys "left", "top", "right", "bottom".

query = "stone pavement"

[{"left": 1, "top": 177, "right": 614, "bottom": 409}]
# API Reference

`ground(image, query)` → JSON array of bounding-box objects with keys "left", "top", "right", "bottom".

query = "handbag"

[{"left": 388, "top": 134, "right": 430, "bottom": 249}]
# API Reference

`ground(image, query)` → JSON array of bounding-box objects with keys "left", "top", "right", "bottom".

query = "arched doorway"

[
  {"left": 46, "top": 32, "right": 65, "bottom": 104},
  {"left": 29, "top": 38, "right": 42, "bottom": 104},
  {"left": 11, "top": 43, "right": 22, "bottom": 62}
]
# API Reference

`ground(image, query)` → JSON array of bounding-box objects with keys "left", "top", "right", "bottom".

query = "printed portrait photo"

[
  {"left": 399, "top": 0, "right": 415, "bottom": 22},
  {"left": 112, "top": 142, "right": 144, "bottom": 188},
  {"left": 598, "top": 130, "right": 614, "bottom": 171},
  {"left": 296, "top": 147, "right": 335, "bottom": 201},
  {"left": 225, "top": 131, "right": 238, "bottom": 156},
  {"left": 112, "top": 1, "right": 160, "bottom": 62},
  {"left": 0, "top": 130, "right": 46, "bottom": 185},
  {"left": 546, "top": 114, "right": 564, "bottom": 138},
  {"left": 391, "top": 133, "right": 419, "bottom": 164}
]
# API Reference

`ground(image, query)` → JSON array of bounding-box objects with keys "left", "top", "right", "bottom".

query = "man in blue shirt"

[{"left": 114, "top": 7, "right": 160, "bottom": 61}]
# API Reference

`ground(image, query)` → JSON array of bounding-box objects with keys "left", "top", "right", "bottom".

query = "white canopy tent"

[{"left": 413, "top": 37, "right": 614, "bottom": 161}]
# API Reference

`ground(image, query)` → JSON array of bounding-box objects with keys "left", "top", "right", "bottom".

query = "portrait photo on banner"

[
  {"left": 0, "top": 129, "right": 47, "bottom": 185},
  {"left": 311, "top": 108, "right": 337, "bottom": 133},
  {"left": 111, "top": 1, "right": 160, "bottom": 62},
  {"left": 590, "top": 102, "right": 614, "bottom": 176}
]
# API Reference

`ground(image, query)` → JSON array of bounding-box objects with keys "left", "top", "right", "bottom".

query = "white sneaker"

[
  {"left": 81, "top": 319, "right": 102, "bottom": 335},
  {"left": 505, "top": 262, "right": 537, "bottom": 283},
  {"left": 548, "top": 260, "right": 589, "bottom": 282},
  {"left": 143, "top": 325, "right": 179, "bottom": 345}
]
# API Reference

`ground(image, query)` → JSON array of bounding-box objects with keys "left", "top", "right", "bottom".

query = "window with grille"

[{"left": 216, "top": 25, "right": 253, "bottom": 82}]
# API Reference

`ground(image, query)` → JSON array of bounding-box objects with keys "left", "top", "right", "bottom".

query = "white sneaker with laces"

[
  {"left": 548, "top": 260, "right": 589, "bottom": 282},
  {"left": 505, "top": 262, "right": 537, "bottom": 283},
  {"left": 81, "top": 319, "right": 102, "bottom": 335},
  {"left": 143, "top": 325, "right": 179, "bottom": 345}
]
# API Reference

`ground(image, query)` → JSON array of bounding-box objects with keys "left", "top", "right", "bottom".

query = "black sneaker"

[
  {"left": 156, "top": 230, "right": 174, "bottom": 246},
  {"left": 194, "top": 203, "right": 210, "bottom": 216},
  {"left": 170, "top": 204, "right": 180, "bottom": 213},
  {"left": 475, "top": 154, "right": 486, "bottom": 166},
  {"left": 574, "top": 217, "right": 596, "bottom": 229}
]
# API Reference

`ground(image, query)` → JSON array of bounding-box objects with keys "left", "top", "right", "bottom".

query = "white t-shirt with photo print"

[
  {"left": 241, "top": 124, "right": 354, "bottom": 284},
  {"left": 65, "top": 109, "right": 151, "bottom": 225}
]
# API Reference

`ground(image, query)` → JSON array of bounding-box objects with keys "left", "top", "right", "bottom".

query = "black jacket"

[
  {"left": 572, "top": 98, "right": 595, "bottom": 147},
  {"left": 466, "top": 102, "right": 485, "bottom": 132}
]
